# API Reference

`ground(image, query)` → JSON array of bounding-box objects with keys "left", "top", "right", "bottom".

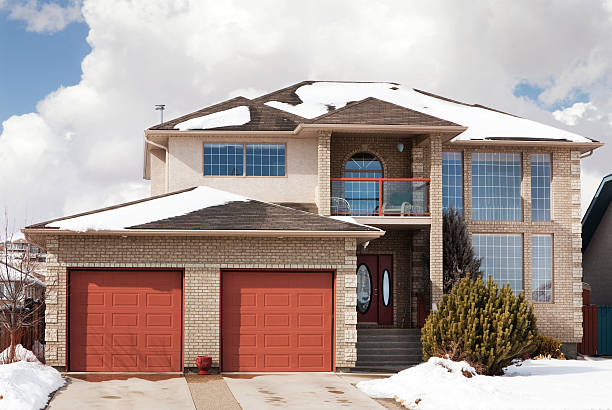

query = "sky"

[{"left": 0, "top": 0, "right": 611, "bottom": 234}]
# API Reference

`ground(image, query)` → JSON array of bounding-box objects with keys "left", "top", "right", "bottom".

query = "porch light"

[{"left": 396, "top": 143, "right": 404, "bottom": 152}]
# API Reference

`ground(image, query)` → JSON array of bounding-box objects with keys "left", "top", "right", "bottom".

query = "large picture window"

[
  {"left": 531, "top": 154, "right": 551, "bottom": 221},
  {"left": 203, "top": 143, "right": 285, "bottom": 176},
  {"left": 473, "top": 234, "right": 523, "bottom": 294},
  {"left": 532, "top": 234, "right": 553, "bottom": 302},
  {"left": 343, "top": 152, "right": 383, "bottom": 215},
  {"left": 442, "top": 152, "right": 463, "bottom": 214},
  {"left": 472, "top": 153, "right": 522, "bottom": 221}
]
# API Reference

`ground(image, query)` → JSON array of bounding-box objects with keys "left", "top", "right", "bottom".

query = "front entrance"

[{"left": 356, "top": 255, "right": 392, "bottom": 325}]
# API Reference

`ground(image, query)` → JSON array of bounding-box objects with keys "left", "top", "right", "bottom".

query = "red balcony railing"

[{"left": 330, "top": 178, "right": 430, "bottom": 216}]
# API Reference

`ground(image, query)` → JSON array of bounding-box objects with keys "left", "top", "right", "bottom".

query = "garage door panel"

[
  {"left": 222, "top": 271, "right": 332, "bottom": 372},
  {"left": 70, "top": 270, "right": 182, "bottom": 372}
]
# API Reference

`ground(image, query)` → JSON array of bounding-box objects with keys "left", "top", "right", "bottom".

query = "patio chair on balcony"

[
  {"left": 382, "top": 192, "right": 412, "bottom": 216},
  {"left": 331, "top": 197, "right": 351, "bottom": 215}
]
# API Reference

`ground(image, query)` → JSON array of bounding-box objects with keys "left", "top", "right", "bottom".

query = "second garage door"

[
  {"left": 69, "top": 269, "right": 182, "bottom": 372},
  {"left": 222, "top": 271, "right": 333, "bottom": 372}
]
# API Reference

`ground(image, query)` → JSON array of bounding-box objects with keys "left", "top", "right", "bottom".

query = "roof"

[
  {"left": 24, "top": 186, "right": 381, "bottom": 236},
  {"left": 582, "top": 174, "right": 612, "bottom": 251},
  {"left": 147, "top": 81, "right": 596, "bottom": 144}
]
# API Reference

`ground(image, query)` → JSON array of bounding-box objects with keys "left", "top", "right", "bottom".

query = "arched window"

[{"left": 344, "top": 153, "right": 382, "bottom": 215}]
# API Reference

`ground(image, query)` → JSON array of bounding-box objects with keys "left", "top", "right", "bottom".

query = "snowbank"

[
  {"left": 264, "top": 82, "right": 591, "bottom": 143},
  {"left": 175, "top": 106, "right": 250, "bottom": 130},
  {"left": 0, "top": 345, "right": 39, "bottom": 365},
  {"left": 357, "top": 357, "right": 612, "bottom": 409},
  {"left": 47, "top": 186, "right": 248, "bottom": 232},
  {"left": 0, "top": 361, "right": 64, "bottom": 410}
]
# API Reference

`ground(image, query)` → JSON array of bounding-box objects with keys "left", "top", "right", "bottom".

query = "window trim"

[
  {"left": 202, "top": 142, "right": 288, "bottom": 178},
  {"left": 470, "top": 152, "right": 524, "bottom": 222},
  {"left": 531, "top": 233, "right": 554, "bottom": 304},
  {"left": 471, "top": 232, "right": 525, "bottom": 294},
  {"left": 442, "top": 151, "right": 464, "bottom": 214}
]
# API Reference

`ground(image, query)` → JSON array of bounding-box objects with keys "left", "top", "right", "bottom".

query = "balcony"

[{"left": 331, "top": 178, "right": 430, "bottom": 226}]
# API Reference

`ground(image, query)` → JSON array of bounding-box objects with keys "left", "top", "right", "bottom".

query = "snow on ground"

[
  {"left": 174, "top": 105, "right": 250, "bottom": 130},
  {"left": 264, "top": 82, "right": 591, "bottom": 143},
  {"left": 0, "top": 356, "right": 64, "bottom": 410},
  {"left": 46, "top": 186, "right": 248, "bottom": 232},
  {"left": 0, "top": 344, "right": 40, "bottom": 365},
  {"left": 357, "top": 357, "right": 612, "bottom": 410}
]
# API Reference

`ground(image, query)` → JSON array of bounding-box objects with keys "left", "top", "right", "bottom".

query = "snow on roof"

[
  {"left": 174, "top": 105, "right": 250, "bottom": 130},
  {"left": 47, "top": 186, "right": 249, "bottom": 232},
  {"left": 265, "top": 82, "right": 591, "bottom": 143}
]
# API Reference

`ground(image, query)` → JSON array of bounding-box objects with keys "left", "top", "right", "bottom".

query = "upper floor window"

[
  {"left": 442, "top": 152, "right": 463, "bottom": 214},
  {"left": 473, "top": 233, "right": 523, "bottom": 294},
  {"left": 203, "top": 143, "right": 285, "bottom": 176},
  {"left": 343, "top": 153, "right": 382, "bottom": 215},
  {"left": 531, "top": 154, "right": 551, "bottom": 221},
  {"left": 472, "top": 153, "right": 522, "bottom": 221}
]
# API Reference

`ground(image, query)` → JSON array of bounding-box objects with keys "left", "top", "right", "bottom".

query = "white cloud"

[
  {"left": 553, "top": 102, "right": 599, "bottom": 126},
  {"left": 7, "top": 0, "right": 83, "bottom": 34},
  {"left": 1, "top": 0, "right": 612, "bottom": 232}
]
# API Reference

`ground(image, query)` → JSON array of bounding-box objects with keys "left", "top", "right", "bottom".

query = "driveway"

[
  {"left": 223, "top": 373, "right": 386, "bottom": 409},
  {"left": 48, "top": 374, "right": 196, "bottom": 410}
]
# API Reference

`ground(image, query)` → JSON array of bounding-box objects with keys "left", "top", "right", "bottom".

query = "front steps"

[{"left": 353, "top": 328, "right": 423, "bottom": 372}]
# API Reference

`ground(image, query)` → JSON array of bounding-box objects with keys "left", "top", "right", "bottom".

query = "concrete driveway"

[
  {"left": 48, "top": 375, "right": 196, "bottom": 410},
  {"left": 224, "top": 373, "right": 385, "bottom": 409}
]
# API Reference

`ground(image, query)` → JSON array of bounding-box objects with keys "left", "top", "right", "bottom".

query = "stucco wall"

[
  {"left": 43, "top": 235, "right": 358, "bottom": 370},
  {"left": 164, "top": 136, "right": 318, "bottom": 203},
  {"left": 583, "top": 202, "right": 612, "bottom": 305}
]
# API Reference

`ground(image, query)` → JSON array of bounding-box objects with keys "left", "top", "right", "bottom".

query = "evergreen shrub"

[
  {"left": 422, "top": 277, "right": 538, "bottom": 375},
  {"left": 532, "top": 334, "right": 563, "bottom": 359}
]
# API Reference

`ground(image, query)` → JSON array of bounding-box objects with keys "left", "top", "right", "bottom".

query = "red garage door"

[
  {"left": 69, "top": 270, "right": 182, "bottom": 372},
  {"left": 222, "top": 271, "right": 333, "bottom": 372}
]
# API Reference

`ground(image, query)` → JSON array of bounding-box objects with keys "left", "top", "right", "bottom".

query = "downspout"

[{"left": 144, "top": 136, "right": 169, "bottom": 193}]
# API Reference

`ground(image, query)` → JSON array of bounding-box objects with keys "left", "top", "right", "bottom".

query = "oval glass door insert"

[
  {"left": 382, "top": 269, "right": 390, "bottom": 306},
  {"left": 356, "top": 264, "right": 372, "bottom": 314}
]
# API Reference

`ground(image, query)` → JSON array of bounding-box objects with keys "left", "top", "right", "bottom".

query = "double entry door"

[{"left": 356, "top": 255, "right": 393, "bottom": 325}]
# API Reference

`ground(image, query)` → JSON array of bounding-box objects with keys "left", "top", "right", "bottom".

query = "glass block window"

[
  {"left": 203, "top": 144, "right": 243, "bottom": 176},
  {"left": 246, "top": 144, "right": 286, "bottom": 176},
  {"left": 473, "top": 234, "right": 523, "bottom": 294},
  {"left": 442, "top": 152, "right": 463, "bottom": 214},
  {"left": 532, "top": 234, "right": 553, "bottom": 302},
  {"left": 472, "top": 153, "right": 522, "bottom": 221},
  {"left": 531, "top": 154, "right": 551, "bottom": 221}
]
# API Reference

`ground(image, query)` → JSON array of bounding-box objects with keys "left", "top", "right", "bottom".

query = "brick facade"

[{"left": 43, "top": 235, "right": 359, "bottom": 370}]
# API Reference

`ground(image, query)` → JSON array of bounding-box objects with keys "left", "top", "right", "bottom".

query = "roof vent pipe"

[{"left": 155, "top": 104, "right": 165, "bottom": 124}]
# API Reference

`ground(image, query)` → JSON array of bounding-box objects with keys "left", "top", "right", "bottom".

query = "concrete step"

[
  {"left": 356, "top": 341, "right": 421, "bottom": 349},
  {"left": 356, "top": 354, "right": 423, "bottom": 362},
  {"left": 350, "top": 365, "right": 417, "bottom": 373},
  {"left": 357, "top": 347, "right": 421, "bottom": 356},
  {"left": 355, "top": 360, "right": 422, "bottom": 368},
  {"left": 357, "top": 328, "right": 421, "bottom": 335},
  {"left": 357, "top": 335, "right": 422, "bottom": 343}
]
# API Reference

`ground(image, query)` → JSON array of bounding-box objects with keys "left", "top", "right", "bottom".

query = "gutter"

[{"left": 144, "top": 135, "right": 169, "bottom": 193}]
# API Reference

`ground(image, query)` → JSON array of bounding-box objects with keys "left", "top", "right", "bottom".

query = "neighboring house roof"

[
  {"left": 147, "top": 81, "right": 597, "bottom": 144},
  {"left": 0, "top": 262, "right": 45, "bottom": 287},
  {"left": 582, "top": 174, "right": 612, "bottom": 251},
  {"left": 24, "top": 186, "right": 381, "bottom": 237}
]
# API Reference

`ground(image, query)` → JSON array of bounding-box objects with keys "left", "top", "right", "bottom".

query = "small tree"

[
  {"left": 443, "top": 208, "right": 482, "bottom": 293},
  {"left": 0, "top": 212, "right": 45, "bottom": 363},
  {"left": 422, "top": 277, "right": 538, "bottom": 375}
]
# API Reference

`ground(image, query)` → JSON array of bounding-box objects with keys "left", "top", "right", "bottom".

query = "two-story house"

[{"left": 24, "top": 81, "right": 601, "bottom": 373}]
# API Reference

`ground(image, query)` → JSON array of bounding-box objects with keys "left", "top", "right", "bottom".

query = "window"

[
  {"left": 472, "top": 153, "right": 522, "bottom": 221},
  {"left": 246, "top": 144, "right": 285, "bottom": 176},
  {"left": 442, "top": 152, "right": 463, "bottom": 214},
  {"left": 343, "top": 153, "right": 382, "bottom": 215},
  {"left": 532, "top": 234, "right": 553, "bottom": 302},
  {"left": 203, "top": 143, "right": 285, "bottom": 176},
  {"left": 531, "top": 154, "right": 551, "bottom": 221},
  {"left": 473, "top": 234, "right": 523, "bottom": 294},
  {"left": 356, "top": 264, "right": 372, "bottom": 314}
]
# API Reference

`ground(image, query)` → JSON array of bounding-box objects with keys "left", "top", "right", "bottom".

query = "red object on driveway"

[
  {"left": 196, "top": 356, "right": 212, "bottom": 374},
  {"left": 69, "top": 269, "right": 182, "bottom": 372},
  {"left": 221, "top": 271, "right": 333, "bottom": 372}
]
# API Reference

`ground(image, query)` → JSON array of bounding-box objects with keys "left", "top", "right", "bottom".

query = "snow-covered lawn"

[
  {"left": 0, "top": 345, "right": 64, "bottom": 410},
  {"left": 357, "top": 357, "right": 612, "bottom": 410}
]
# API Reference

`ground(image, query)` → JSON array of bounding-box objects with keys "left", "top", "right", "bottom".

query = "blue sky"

[{"left": 0, "top": 9, "right": 89, "bottom": 129}]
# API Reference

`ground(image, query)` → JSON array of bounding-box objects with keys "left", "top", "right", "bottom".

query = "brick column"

[
  {"left": 317, "top": 130, "right": 332, "bottom": 216},
  {"left": 570, "top": 150, "right": 584, "bottom": 341},
  {"left": 429, "top": 134, "right": 444, "bottom": 305}
]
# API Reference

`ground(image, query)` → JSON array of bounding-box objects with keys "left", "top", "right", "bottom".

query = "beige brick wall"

[
  {"left": 317, "top": 131, "right": 332, "bottom": 216},
  {"left": 43, "top": 235, "right": 358, "bottom": 369},
  {"left": 452, "top": 145, "right": 583, "bottom": 343}
]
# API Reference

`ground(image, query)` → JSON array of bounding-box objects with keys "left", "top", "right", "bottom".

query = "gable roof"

[
  {"left": 582, "top": 174, "right": 612, "bottom": 251},
  {"left": 147, "top": 81, "right": 597, "bottom": 144},
  {"left": 24, "top": 186, "right": 381, "bottom": 237}
]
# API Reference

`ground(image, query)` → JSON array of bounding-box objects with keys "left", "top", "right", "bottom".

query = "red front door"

[{"left": 357, "top": 255, "right": 393, "bottom": 325}]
